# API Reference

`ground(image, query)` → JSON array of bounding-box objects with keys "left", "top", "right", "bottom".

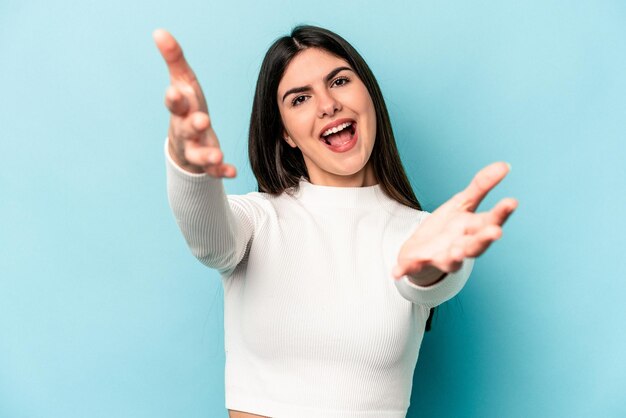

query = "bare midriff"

[{"left": 228, "top": 409, "right": 270, "bottom": 418}]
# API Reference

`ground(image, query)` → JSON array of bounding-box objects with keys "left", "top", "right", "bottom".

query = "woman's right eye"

[{"left": 292, "top": 95, "right": 308, "bottom": 106}]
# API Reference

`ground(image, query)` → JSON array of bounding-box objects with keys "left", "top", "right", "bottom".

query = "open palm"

[
  {"left": 153, "top": 29, "right": 236, "bottom": 178},
  {"left": 393, "top": 162, "right": 518, "bottom": 282}
]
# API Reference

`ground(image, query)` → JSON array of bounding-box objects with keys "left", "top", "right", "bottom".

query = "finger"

[
  {"left": 206, "top": 163, "right": 238, "bottom": 179},
  {"left": 439, "top": 258, "right": 464, "bottom": 273},
  {"left": 428, "top": 248, "right": 464, "bottom": 272},
  {"left": 486, "top": 197, "right": 518, "bottom": 226},
  {"left": 178, "top": 111, "right": 211, "bottom": 141},
  {"left": 220, "top": 164, "right": 237, "bottom": 178},
  {"left": 458, "top": 212, "right": 486, "bottom": 236},
  {"left": 183, "top": 142, "right": 237, "bottom": 179},
  {"left": 185, "top": 141, "right": 223, "bottom": 166},
  {"left": 459, "top": 198, "right": 517, "bottom": 235},
  {"left": 443, "top": 211, "right": 488, "bottom": 236},
  {"left": 449, "top": 245, "right": 465, "bottom": 263},
  {"left": 455, "top": 225, "right": 502, "bottom": 258},
  {"left": 456, "top": 162, "right": 511, "bottom": 212},
  {"left": 153, "top": 29, "right": 198, "bottom": 83},
  {"left": 165, "top": 85, "right": 190, "bottom": 116}
]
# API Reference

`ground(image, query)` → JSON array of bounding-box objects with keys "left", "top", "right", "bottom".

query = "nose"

[{"left": 317, "top": 90, "right": 341, "bottom": 118}]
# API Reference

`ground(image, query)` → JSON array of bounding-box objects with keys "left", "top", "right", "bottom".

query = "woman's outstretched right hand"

[{"left": 153, "top": 29, "right": 237, "bottom": 178}]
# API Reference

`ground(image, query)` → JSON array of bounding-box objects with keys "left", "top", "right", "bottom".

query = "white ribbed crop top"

[{"left": 165, "top": 144, "right": 473, "bottom": 418}]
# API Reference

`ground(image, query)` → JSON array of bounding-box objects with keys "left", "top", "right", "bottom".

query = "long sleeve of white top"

[{"left": 164, "top": 140, "right": 256, "bottom": 276}]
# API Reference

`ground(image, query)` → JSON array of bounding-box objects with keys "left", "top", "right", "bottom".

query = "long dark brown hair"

[{"left": 248, "top": 25, "right": 437, "bottom": 331}]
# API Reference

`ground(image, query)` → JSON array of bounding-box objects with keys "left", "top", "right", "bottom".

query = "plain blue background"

[{"left": 1, "top": 1, "right": 625, "bottom": 417}]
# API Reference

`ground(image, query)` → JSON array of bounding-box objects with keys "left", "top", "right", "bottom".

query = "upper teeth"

[{"left": 322, "top": 122, "right": 352, "bottom": 137}]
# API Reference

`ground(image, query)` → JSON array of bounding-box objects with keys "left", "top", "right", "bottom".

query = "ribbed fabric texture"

[{"left": 165, "top": 141, "right": 473, "bottom": 418}]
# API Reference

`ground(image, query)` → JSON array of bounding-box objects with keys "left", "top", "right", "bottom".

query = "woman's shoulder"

[
  {"left": 389, "top": 202, "right": 430, "bottom": 222},
  {"left": 227, "top": 189, "right": 274, "bottom": 209},
  {"left": 226, "top": 188, "right": 288, "bottom": 205},
  {"left": 377, "top": 191, "right": 429, "bottom": 218},
  {"left": 226, "top": 189, "right": 292, "bottom": 219}
]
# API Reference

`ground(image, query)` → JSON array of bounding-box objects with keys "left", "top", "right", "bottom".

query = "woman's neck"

[{"left": 307, "top": 162, "right": 377, "bottom": 187}]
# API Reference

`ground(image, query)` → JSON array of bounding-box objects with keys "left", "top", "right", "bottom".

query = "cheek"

[
  {"left": 365, "top": 98, "right": 377, "bottom": 138},
  {"left": 356, "top": 94, "right": 377, "bottom": 140},
  {"left": 369, "top": 108, "right": 377, "bottom": 138},
  {"left": 280, "top": 115, "right": 317, "bottom": 152},
  {"left": 364, "top": 94, "right": 376, "bottom": 119},
  {"left": 349, "top": 88, "right": 376, "bottom": 123}
]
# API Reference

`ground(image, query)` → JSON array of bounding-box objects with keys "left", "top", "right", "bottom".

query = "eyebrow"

[{"left": 281, "top": 66, "right": 353, "bottom": 103}]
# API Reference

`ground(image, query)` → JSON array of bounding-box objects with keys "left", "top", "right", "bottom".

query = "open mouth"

[{"left": 320, "top": 121, "right": 356, "bottom": 147}]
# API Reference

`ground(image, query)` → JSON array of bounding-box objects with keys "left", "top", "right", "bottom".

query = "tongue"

[{"left": 326, "top": 129, "right": 352, "bottom": 146}]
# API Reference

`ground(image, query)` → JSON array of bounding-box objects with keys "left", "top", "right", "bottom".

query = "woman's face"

[{"left": 277, "top": 48, "right": 377, "bottom": 187}]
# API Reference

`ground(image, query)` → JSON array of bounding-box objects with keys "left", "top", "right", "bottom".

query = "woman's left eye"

[{"left": 332, "top": 77, "right": 350, "bottom": 87}]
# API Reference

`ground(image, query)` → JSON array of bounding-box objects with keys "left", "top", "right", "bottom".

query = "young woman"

[{"left": 154, "top": 25, "right": 517, "bottom": 418}]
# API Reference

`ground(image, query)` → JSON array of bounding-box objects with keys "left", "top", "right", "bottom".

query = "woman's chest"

[{"left": 232, "top": 210, "right": 424, "bottom": 366}]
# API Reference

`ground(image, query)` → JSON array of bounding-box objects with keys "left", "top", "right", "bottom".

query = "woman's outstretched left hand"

[{"left": 392, "top": 162, "right": 518, "bottom": 284}]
